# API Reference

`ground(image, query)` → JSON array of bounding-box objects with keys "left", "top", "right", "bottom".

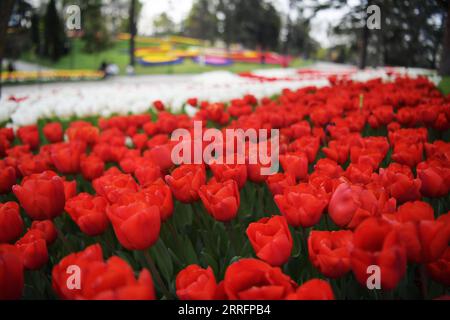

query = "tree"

[
  {"left": 0, "top": 0, "right": 15, "bottom": 60},
  {"left": 0, "top": 0, "right": 15, "bottom": 98},
  {"left": 184, "top": 0, "right": 218, "bottom": 43},
  {"left": 305, "top": 0, "right": 446, "bottom": 70},
  {"left": 376, "top": 0, "right": 443, "bottom": 69},
  {"left": 438, "top": 0, "right": 450, "bottom": 76},
  {"left": 82, "top": 0, "right": 112, "bottom": 53},
  {"left": 153, "top": 13, "right": 175, "bottom": 36},
  {"left": 288, "top": 13, "right": 319, "bottom": 59},
  {"left": 117, "top": 0, "right": 142, "bottom": 34},
  {"left": 129, "top": 0, "right": 136, "bottom": 67},
  {"left": 43, "top": 0, "right": 67, "bottom": 61},
  {"left": 283, "top": 2, "right": 319, "bottom": 59},
  {"left": 4, "top": 0, "right": 34, "bottom": 60},
  {"left": 31, "top": 12, "right": 41, "bottom": 56},
  {"left": 217, "top": 0, "right": 239, "bottom": 48},
  {"left": 225, "top": 0, "right": 281, "bottom": 52}
]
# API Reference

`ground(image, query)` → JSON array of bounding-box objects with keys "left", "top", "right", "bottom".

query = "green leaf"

[{"left": 151, "top": 240, "right": 174, "bottom": 284}]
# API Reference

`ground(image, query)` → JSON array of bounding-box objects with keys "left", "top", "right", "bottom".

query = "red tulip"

[
  {"left": 134, "top": 164, "right": 162, "bottom": 187},
  {"left": 30, "top": 220, "right": 57, "bottom": 245},
  {"left": 0, "top": 127, "right": 14, "bottom": 142},
  {"left": 246, "top": 216, "right": 293, "bottom": 266},
  {"left": 379, "top": 163, "right": 422, "bottom": 203},
  {"left": 187, "top": 98, "right": 198, "bottom": 107},
  {"left": 153, "top": 100, "right": 165, "bottom": 111},
  {"left": 344, "top": 163, "right": 374, "bottom": 185},
  {"left": 65, "top": 193, "right": 109, "bottom": 236},
  {"left": 209, "top": 161, "right": 247, "bottom": 189},
  {"left": 368, "top": 105, "right": 394, "bottom": 128},
  {"left": 80, "top": 155, "right": 105, "bottom": 181},
  {"left": 279, "top": 151, "right": 309, "bottom": 181},
  {"left": 0, "top": 160, "right": 16, "bottom": 194},
  {"left": 224, "top": 258, "right": 296, "bottom": 300},
  {"left": 351, "top": 218, "right": 407, "bottom": 290},
  {"left": 350, "top": 145, "right": 386, "bottom": 170},
  {"left": 289, "top": 136, "right": 320, "bottom": 163},
  {"left": 247, "top": 162, "right": 272, "bottom": 183},
  {"left": 141, "top": 180, "right": 173, "bottom": 221},
  {"left": 266, "top": 173, "right": 296, "bottom": 196},
  {"left": 0, "top": 202, "right": 23, "bottom": 244},
  {"left": 132, "top": 133, "right": 148, "bottom": 150},
  {"left": 328, "top": 183, "right": 380, "bottom": 229},
  {"left": 165, "top": 164, "right": 206, "bottom": 203},
  {"left": 52, "top": 244, "right": 155, "bottom": 300},
  {"left": 308, "top": 230, "right": 353, "bottom": 278},
  {"left": 274, "top": 183, "right": 327, "bottom": 228},
  {"left": 427, "top": 247, "right": 450, "bottom": 286},
  {"left": 106, "top": 199, "right": 160, "bottom": 250},
  {"left": 43, "top": 122, "right": 64, "bottom": 143},
  {"left": 17, "top": 125, "right": 40, "bottom": 150},
  {"left": 93, "top": 172, "right": 139, "bottom": 204},
  {"left": 395, "top": 201, "right": 434, "bottom": 223},
  {"left": 119, "top": 155, "right": 149, "bottom": 174},
  {"left": 417, "top": 160, "right": 450, "bottom": 198},
  {"left": 323, "top": 140, "right": 350, "bottom": 165},
  {"left": 395, "top": 218, "right": 449, "bottom": 263},
  {"left": 176, "top": 265, "right": 217, "bottom": 300},
  {"left": 13, "top": 171, "right": 66, "bottom": 220},
  {"left": 67, "top": 124, "right": 99, "bottom": 145},
  {"left": 15, "top": 229, "right": 48, "bottom": 270},
  {"left": 199, "top": 179, "right": 240, "bottom": 222},
  {"left": 17, "top": 154, "right": 52, "bottom": 176},
  {"left": 246, "top": 142, "right": 275, "bottom": 183},
  {"left": 0, "top": 244, "right": 24, "bottom": 300},
  {"left": 63, "top": 179, "right": 77, "bottom": 201},
  {"left": 51, "top": 142, "right": 85, "bottom": 174},
  {"left": 286, "top": 279, "right": 335, "bottom": 300},
  {"left": 391, "top": 143, "right": 423, "bottom": 168}
]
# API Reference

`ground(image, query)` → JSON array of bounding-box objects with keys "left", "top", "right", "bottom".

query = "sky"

[{"left": 138, "top": 0, "right": 352, "bottom": 48}]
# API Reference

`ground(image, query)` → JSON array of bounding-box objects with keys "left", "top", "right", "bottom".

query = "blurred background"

[{"left": 0, "top": 0, "right": 449, "bottom": 88}]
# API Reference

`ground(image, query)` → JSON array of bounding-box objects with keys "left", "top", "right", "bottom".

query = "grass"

[
  {"left": 438, "top": 76, "right": 450, "bottom": 95},
  {"left": 21, "top": 39, "right": 311, "bottom": 75}
]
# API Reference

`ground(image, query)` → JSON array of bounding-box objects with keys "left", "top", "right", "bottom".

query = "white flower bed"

[{"left": 0, "top": 66, "right": 440, "bottom": 128}]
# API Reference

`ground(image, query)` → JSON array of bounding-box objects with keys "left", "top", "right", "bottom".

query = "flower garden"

[{"left": 0, "top": 68, "right": 449, "bottom": 300}]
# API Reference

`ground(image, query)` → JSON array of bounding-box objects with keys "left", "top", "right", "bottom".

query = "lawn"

[
  {"left": 438, "top": 76, "right": 450, "bottom": 95},
  {"left": 21, "top": 39, "right": 311, "bottom": 75}
]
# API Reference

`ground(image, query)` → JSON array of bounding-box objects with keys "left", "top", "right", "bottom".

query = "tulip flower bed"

[{"left": 0, "top": 75, "right": 449, "bottom": 301}]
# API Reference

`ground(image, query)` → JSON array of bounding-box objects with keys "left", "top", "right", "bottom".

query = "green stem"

[
  {"left": 225, "top": 222, "right": 238, "bottom": 256},
  {"left": 167, "top": 221, "right": 185, "bottom": 261},
  {"left": 143, "top": 250, "right": 172, "bottom": 299}
]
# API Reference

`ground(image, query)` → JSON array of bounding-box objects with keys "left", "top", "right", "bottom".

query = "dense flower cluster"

[{"left": 0, "top": 75, "right": 449, "bottom": 300}]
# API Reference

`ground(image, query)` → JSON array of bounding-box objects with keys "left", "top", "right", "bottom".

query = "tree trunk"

[
  {"left": 439, "top": 4, "right": 450, "bottom": 76},
  {"left": 0, "top": 0, "right": 15, "bottom": 99},
  {"left": 359, "top": 1, "right": 371, "bottom": 70},
  {"left": 129, "top": 0, "right": 136, "bottom": 67},
  {"left": 359, "top": 26, "right": 368, "bottom": 69}
]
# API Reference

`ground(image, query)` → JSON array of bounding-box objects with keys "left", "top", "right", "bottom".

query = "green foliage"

[
  {"left": 304, "top": 0, "right": 446, "bottom": 69},
  {"left": 184, "top": 0, "right": 219, "bottom": 43},
  {"left": 81, "top": 0, "right": 112, "bottom": 53},
  {"left": 153, "top": 13, "right": 176, "bottom": 37},
  {"left": 43, "top": 0, "right": 67, "bottom": 61},
  {"left": 185, "top": 0, "right": 281, "bottom": 51},
  {"left": 438, "top": 76, "right": 450, "bottom": 95},
  {"left": 20, "top": 38, "right": 311, "bottom": 75}
]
